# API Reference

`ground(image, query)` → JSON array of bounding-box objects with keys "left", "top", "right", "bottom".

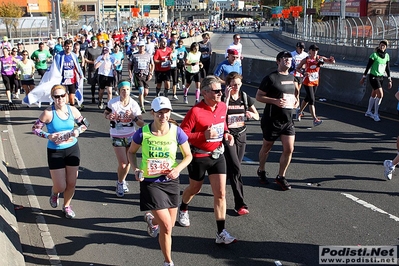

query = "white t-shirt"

[
  {"left": 225, "top": 42, "right": 243, "bottom": 65},
  {"left": 290, "top": 50, "right": 308, "bottom": 77},
  {"left": 108, "top": 97, "right": 142, "bottom": 137},
  {"left": 47, "top": 39, "right": 56, "bottom": 49},
  {"left": 95, "top": 55, "right": 116, "bottom": 77}
]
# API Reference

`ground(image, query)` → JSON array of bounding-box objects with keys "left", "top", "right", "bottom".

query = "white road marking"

[
  {"left": 5, "top": 111, "right": 62, "bottom": 265},
  {"left": 341, "top": 192, "right": 399, "bottom": 222}
]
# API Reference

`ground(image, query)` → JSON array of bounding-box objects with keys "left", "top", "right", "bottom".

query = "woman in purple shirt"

[{"left": 0, "top": 47, "right": 18, "bottom": 104}]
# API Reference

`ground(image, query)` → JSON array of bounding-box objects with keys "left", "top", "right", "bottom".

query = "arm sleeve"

[
  {"left": 364, "top": 58, "right": 374, "bottom": 75},
  {"left": 385, "top": 63, "right": 391, "bottom": 78},
  {"left": 32, "top": 119, "right": 49, "bottom": 139}
]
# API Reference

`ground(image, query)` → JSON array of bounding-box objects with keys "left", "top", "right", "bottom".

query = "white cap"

[
  {"left": 137, "top": 40, "right": 146, "bottom": 46},
  {"left": 151, "top": 96, "right": 173, "bottom": 112}
]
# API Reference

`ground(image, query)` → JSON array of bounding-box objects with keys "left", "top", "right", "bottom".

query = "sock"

[
  {"left": 367, "top": 97, "right": 376, "bottom": 113},
  {"left": 180, "top": 202, "right": 188, "bottom": 211},
  {"left": 156, "top": 88, "right": 161, "bottom": 96},
  {"left": 195, "top": 89, "right": 200, "bottom": 100},
  {"left": 374, "top": 97, "right": 381, "bottom": 115},
  {"left": 183, "top": 88, "right": 188, "bottom": 96},
  {"left": 164, "top": 89, "right": 169, "bottom": 97},
  {"left": 216, "top": 220, "right": 225, "bottom": 234}
]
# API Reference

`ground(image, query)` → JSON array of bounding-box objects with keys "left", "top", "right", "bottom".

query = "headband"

[{"left": 118, "top": 81, "right": 131, "bottom": 89}]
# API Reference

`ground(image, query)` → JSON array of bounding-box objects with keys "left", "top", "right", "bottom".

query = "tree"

[
  {"left": 0, "top": 3, "right": 24, "bottom": 38},
  {"left": 61, "top": 3, "right": 80, "bottom": 34}
]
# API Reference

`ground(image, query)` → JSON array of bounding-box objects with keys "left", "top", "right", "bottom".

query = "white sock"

[
  {"left": 374, "top": 97, "right": 381, "bottom": 115},
  {"left": 367, "top": 97, "right": 376, "bottom": 113}
]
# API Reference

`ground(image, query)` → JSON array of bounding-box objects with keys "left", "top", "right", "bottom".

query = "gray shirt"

[{"left": 130, "top": 52, "right": 154, "bottom": 75}]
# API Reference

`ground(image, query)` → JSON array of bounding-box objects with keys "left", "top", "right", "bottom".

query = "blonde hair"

[{"left": 50, "top": 85, "right": 68, "bottom": 103}]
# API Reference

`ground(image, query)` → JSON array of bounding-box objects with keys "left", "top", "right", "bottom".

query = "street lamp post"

[{"left": 116, "top": 0, "right": 120, "bottom": 30}]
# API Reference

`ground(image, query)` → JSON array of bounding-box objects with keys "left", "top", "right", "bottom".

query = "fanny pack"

[{"left": 191, "top": 145, "right": 225, "bottom": 159}]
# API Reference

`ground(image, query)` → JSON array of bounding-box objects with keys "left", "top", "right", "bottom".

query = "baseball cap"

[
  {"left": 296, "top": 42, "right": 305, "bottom": 49},
  {"left": 227, "top": 49, "right": 239, "bottom": 56},
  {"left": 309, "top": 44, "right": 319, "bottom": 51},
  {"left": 137, "top": 40, "right": 146, "bottom": 46},
  {"left": 151, "top": 96, "right": 173, "bottom": 112},
  {"left": 276, "top": 51, "right": 292, "bottom": 60},
  {"left": 91, "top": 36, "right": 98, "bottom": 41},
  {"left": 3, "top": 36, "right": 8, "bottom": 41}
]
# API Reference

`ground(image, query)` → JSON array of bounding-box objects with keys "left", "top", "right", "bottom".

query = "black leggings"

[
  {"left": 303, "top": 85, "right": 318, "bottom": 105},
  {"left": 2, "top": 74, "right": 15, "bottom": 91}
]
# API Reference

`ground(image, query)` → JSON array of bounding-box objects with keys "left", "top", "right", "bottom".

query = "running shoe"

[
  {"left": 183, "top": 96, "right": 188, "bottom": 104},
  {"left": 257, "top": 168, "right": 269, "bottom": 184},
  {"left": 178, "top": 210, "right": 190, "bottom": 227},
  {"left": 49, "top": 191, "right": 59, "bottom": 208},
  {"left": 313, "top": 118, "right": 323, "bottom": 127},
  {"left": 62, "top": 205, "right": 76, "bottom": 219},
  {"left": 215, "top": 229, "right": 237, "bottom": 244},
  {"left": 384, "top": 160, "right": 395, "bottom": 180},
  {"left": 195, "top": 99, "right": 200, "bottom": 104},
  {"left": 116, "top": 181, "right": 124, "bottom": 197},
  {"left": 141, "top": 106, "right": 146, "bottom": 114},
  {"left": 144, "top": 212, "right": 159, "bottom": 238},
  {"left": 172, "top": 95, "right": 179, "bottom": 100},
  {"left": 373, "top": 114, "right": 381, "bottom": 122},
  {"left": 365, "top": 111, "right": 373, "bottom": 117},
  {"left": 235, "top": 207, "right": 249, "bottom": 216},
  {"left": 122, "top": 180, "right": 129, "bottom": 193},
  {"left": 164, "top": 261, "right": 174, "bottom": 266},
  {"left": 98, "top": 101, "right": 104, "bottom": 110},
  {"left": 275, "top": 175, "right": 292, "bottom": 191}
]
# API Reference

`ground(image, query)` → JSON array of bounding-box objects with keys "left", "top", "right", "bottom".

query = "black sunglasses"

[
  {"left": 53, "top": 93, "right": 66, "bottom": 99},
  {"left": 210, "top": 89, "right": 222, "bottom": 94}
]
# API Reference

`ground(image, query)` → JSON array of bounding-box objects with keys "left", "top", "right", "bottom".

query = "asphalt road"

[{"left": 2, "top": 30, "right": 399, "bottom": 266}]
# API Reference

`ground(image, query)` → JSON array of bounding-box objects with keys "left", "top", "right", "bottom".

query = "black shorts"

[
  {"left": 21, "top": 79, "right": 35, "bottom": 86},
  {"left": 185, "top": 71, "right": 200, "bottom": 84},
  {"left": 63, "top": 84, "right": 77, "bottom": 94},
  {"left": 133, "top": 73, "right": 150, "bottom": 89},
  {"left": 98, "top": 75, "right": 114, "bottom": 89},
  {"left": 47, "top": 143, "right": 80, "bottom": 170},
  {"left": 261, "top": 119, "right": 295, "bottom": 142},
  {"left": 187, "top": 155, "right": 226, "bottom": 182},
  {"left": 140, "top": 178, "right": 179, "bottom": 211},
  {"left": 369, "top": 75, "right": 384, "bottom": 90},
  {"left": 155, "top": 70, "right": 171, "bottom": 83},
  {"left": 37, "top": 69, "right": 47, "bottom": 77}
]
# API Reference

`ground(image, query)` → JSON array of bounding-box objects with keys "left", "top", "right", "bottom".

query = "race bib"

[
  {"left": 147, "top": 158, "right": 171, "bottom": 175},
  {"left": 23, "top": 74, "right": 31, "bottom": 80},
  {"left": 161, "top": 60, "right": 170, "bottom": 68},
  {"left": 63, "top": 69, "right": 74, "bottom": 79},
  {"left": 283, "top": 93, "right": 296, "bottom": 109},
  {"left": 309, "top": 72, "right": 319, "bottom": 82},
  {"left": 207, "top": 122, "right": 224, "bottom": 142},
  {"left": 378, "top": 63, "right": 386, "bottom": 74},
  {"left": 138, "top": 60, "right": 147, "bottom": 70},
  {"left": 38, "top": 53, "right": 46, "bottom": 61},
  {"left": 227, "top": 114, "right": 245, "bottom": 128}
]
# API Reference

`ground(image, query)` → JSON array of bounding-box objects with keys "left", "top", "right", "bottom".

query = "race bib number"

[
  {"left": 170, "top": 60, "right": 177, "bottom": 68},
  {"left": 147, "top": 158, "right": 171, "bottom": 175},
  {"left": 190, "top": 64, "right": 199, "bottom": 73},
  {"left": 38, "top": 53, "right": 46, "bottom": 61},
  {"left": 227, "top": 114, "right": 245, "bottom": 128},
  {"left": 138, "top": 60, "right": 147, "bottom": 70},
  {"left": 207, "top": 122, "right": 224, "bottom": 142},
  {"left": 64, "top": 69, "right": 74, "bottom": 79},
  {"left": 23, "top": 74, "right": 31, "bottom": 80},
  {"left": 378, "top": 63, "right": 386, "bottom": 74},
  {"left": 283, "top": 93, "right": 296, "bottom": 109},
  {"left": 308, "top": 72, "right": 319, "bottom": 82},
  {"left": 161, "top": 60, "right": 170, "bottom": 68}
]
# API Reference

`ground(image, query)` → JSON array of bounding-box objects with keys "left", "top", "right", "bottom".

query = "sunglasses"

[
  {"left": 53, "top": 93, "right": 66, "bottom": 99},
  {"left": 12, "top": 50, "right": 17, "bottom": 52},
  {"left": 210, "top": 89, "right": 223, "bottom": 94},
  {"left": 22, "top": 53, "right": 28, "bottom": 55}
]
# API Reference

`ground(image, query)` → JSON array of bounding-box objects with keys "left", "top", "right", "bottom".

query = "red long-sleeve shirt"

[{"left": 180, "top": 100, "right": 228, "bottom": 157}]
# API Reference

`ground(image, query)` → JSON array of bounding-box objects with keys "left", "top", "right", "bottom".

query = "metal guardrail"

[{"left": 281, "top": 15, "right": 399, "bottom": 49}]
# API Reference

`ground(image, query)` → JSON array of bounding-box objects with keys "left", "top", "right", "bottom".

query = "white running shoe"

[
  {"left": 173, "top": 95, "right": 179, "bottom": 100},
  {"left": 122, "top": 180, "right": 129, "bottom": 193},
  {"left": 144, "top": 212, "right": 159, "bottom": 238},
  {"left": 116, "top": 181, "right": 124, "bottom": 197},
  {"left": 384, "top": 160, "right": 395, "bottom": 180},
  {"left": 178, "top": 210, "right": 190, "bottom": 227},
  {"left": 373, "top": 114, "right": 381, "bottom": 122},
  {"left": 365, "top": 111, "right": 373, "bottom": 118},
  {"left": 215, "top": 229, "right": 237, "bottom": 244},
  {"left": 183, "top": 96, "right": 188, "bottom": 104}
]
